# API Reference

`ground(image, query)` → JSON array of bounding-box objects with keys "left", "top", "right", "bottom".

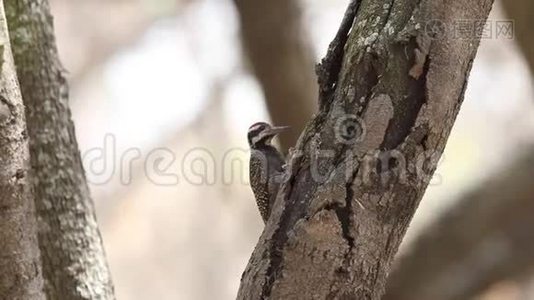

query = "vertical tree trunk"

[
  {"left": 233, "top": 0, "right": 317, "bottom": 151},
  {"left": 0, "top": 1, "right": 44, "bottom": 298},
  {"left": 383, "top": 2, "right": 534, "bottom": 298},
  {"left": 384, "top": 0, "right": 534, "bottom": 300},
  {"left": 5, "top": 1, "right": 114, "bottom": 299},
  {"left": 238, "top": 0, "right": 494, "bottom": 298}
]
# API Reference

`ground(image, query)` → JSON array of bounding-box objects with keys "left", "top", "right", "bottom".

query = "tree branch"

[
  {"left": 233, "top": 0, "right": 318, "bottom": 151},
  {"left": 0, "top": 1, "right": 44, "bottom": 298},
  {"left": 384, "top": 1, "right": 534, "bottom": 298},
  {"left": 316, "top": 0, "right": 361, "bottom": 110},
  {"left": 238, "top": 0, "right": 494, "bottom": 298},
  {"left": 5, "top": 1, "right": 114, "bottom": 298}
]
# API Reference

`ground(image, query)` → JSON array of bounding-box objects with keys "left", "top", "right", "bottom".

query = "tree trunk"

[
  {"left": 0, "top": 1, "right": 44, "bottom": 298},
  {"left": 383, "top": 1, "right": 534, "bottom": 298},
  {"left": 233, "top": 0, "right": 317, "bottom": 151},
  {"left": 4, "top": 1, "right": 114, "bottom": 299},
  {"left": 384, "top": 151, "right": 534, "bottom": 300},
  {"left": 237, "top": 0, "right": 494, "bottom": 299}
]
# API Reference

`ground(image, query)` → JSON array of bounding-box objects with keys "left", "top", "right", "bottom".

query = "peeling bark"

[
  {"left": 238, "top": 0, "right": 494, "bottom": 299},
  {"left": 0, "top": 1, "right": 44, "bottom": 298},
  {"left": 384, "top": 151, "right": 534, "bottom": 300},
  {"left": 4, "top": 1, "right": 114, "bottom": 299},
  {"left": 233, "top": 0, "right": 317, "bottom": 151}
]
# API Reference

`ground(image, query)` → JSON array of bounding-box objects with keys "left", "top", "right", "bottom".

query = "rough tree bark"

[
  {"left": 0, "top": 1, "right": 44, "bottom": 298},
  {"left": 238, "top": 0, "right": 493, "bottom": 299},
  {"left": 384, "top": 1, "right": 534, "bottom": 299},
  {"left": 384, "top": 151, "right": 534, "bottom": 300},
  {"left": 5, "top": 1, "right": 114, "bottom": 299},
  {"left": 233, "top": 0, "right": 317, "bottom": 151}
]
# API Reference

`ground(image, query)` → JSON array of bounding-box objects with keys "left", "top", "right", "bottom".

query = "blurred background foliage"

[{"left": 49, "top": 0, "right": 534, "bottom": 299}]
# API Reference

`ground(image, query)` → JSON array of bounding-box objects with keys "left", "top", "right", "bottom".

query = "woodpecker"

[{"left": 248, "top": 122, "right": 289, "bottom": 223}]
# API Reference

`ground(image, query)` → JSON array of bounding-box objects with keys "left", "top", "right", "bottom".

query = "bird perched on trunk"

[{"left": 248, "top": 122, "right": 289, "bottom": 223}]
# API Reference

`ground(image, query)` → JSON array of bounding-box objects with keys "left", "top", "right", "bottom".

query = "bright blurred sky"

[
  {"left": 104, "top": 19, "right": 208, "bottom": 147},
  {"left": 75, "top": 0, "right": 272, "bottom": 152}
]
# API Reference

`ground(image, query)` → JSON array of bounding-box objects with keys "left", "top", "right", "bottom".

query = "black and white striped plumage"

[{"left": 248, "top": 122, "right": 288, "bottom": 223}]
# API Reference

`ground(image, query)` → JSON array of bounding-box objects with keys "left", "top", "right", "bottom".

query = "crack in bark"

[
  {"left": 336, "top": 185, "right": 355, "bottom": 250},
  {"left": 260, "top": 2, "right": 366, "bottom": 296},
  {"left": 262, "top": 166, "right": 318, "bottom": 299},
  {"left": 381, "top": 43, "right": 430, "bottom": 150},
  {"left": 324, "top": 161, "right": 360, "bottom": 298},
  {"left": 317, "top": 0, "right": 361, "bottom": 111},
  {"left": 239, "top": 0, "right": 494, "bottom": 298}
]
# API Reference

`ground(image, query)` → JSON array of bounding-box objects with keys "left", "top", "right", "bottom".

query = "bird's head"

[{"left": 247, "top": 122, "right": 289, "bottom": 149}]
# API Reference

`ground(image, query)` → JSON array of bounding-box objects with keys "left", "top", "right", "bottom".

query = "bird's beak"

[{"left": 266, "top": 125, "right": 290, "bottom": 136}]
